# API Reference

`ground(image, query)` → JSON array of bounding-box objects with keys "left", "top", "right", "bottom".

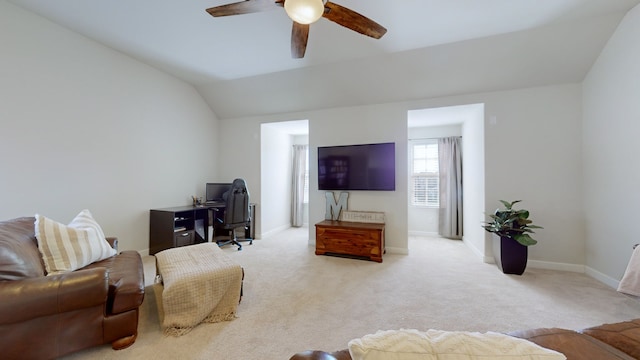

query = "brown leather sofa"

[
  {"left": 290, "top": 319, "right": 640, "bottom": 360},
  {"left": 0, "top": 217, "right": 145, "bottom": 360}
]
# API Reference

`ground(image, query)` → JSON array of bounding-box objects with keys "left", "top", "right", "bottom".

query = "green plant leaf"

[
  {"left": 514, "top": 233, "right": 537, "bottom": 246},
  {"left": 481, "top": 200, "right": 542, "bottom": 245}
]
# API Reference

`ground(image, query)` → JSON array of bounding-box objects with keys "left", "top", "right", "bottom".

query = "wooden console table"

[{"left": 315, "top": 220, "right": 385, "bottom": 263}]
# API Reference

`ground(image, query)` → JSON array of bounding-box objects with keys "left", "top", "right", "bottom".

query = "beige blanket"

[
  {"left": 154, "top": 243, "right": 243, "bottom": 336},
  {"left": 618, "top": 245, "right": 640, "bottom": 297}
]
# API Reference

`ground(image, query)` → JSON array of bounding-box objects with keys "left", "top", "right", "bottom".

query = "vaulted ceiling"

[{"left": 9, "top": 0, "right": 640, "bottom": 118}]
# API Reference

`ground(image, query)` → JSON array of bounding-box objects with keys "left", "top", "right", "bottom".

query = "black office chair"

[{"left": 213, "top": 178, "right": 253, "bottom": 251}]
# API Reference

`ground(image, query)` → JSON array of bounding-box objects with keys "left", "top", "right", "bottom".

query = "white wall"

[
  {"left": 408, "top": 125, "right": 462, "bottom": 235},
  {"left": 0, "top": 2, "right": 219, "bottom": 253},
  {"left": 260, "top": 123, "right": 294, "bottom": 237},
  {"left": 217, "top": 106, "right": 409, "bottom": 253},
  {"left": 309, "top": 105, "right": 409, "bottom": 253},
  {"left": 582, "top": 4, "right": 640, "bottom": 285},
  {"left": 5, "top": 0, "right": 635, "bottom": 276},
  {"left": 462, "top": 105, "right": 486, "bottom": 258},
  {"left": 482, "top": 85, "right": 584, "bottom": 269},
  {"left": 215, "top": 119, "right": 261, "bottom": 236},
  {"left": 218, "top": 83, "right": 584, "bottom": 267}
]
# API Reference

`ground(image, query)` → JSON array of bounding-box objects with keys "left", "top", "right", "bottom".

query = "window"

[{"left": 411, "top": 140, "right": 439, "bottom": 207}]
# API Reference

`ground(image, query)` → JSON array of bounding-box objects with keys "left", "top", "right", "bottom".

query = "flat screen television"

[{"left": 318, "top": 142, "right": 395, "bottom": 191}]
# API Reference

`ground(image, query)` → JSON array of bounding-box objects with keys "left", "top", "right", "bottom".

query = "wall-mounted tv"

[{"left": 318, "top": 142, "right": 395, "bottom": 191}]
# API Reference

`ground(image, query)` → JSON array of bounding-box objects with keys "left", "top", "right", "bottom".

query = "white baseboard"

[
  {"left": 261, "top": 224, "right": 290, "bottom": 239},
  {"left": 483, "top": 256, "right": 495, "bottom": 264},
  {"left": 386, "top": 246, "right": 409, "bottom": 255},
  {"left": 408, "top": 230, "right": 439, "bottom": 237},
  {"left": 462, "top": 239, "right": 487, "bottom": 261},
  {"left": 527, "top": 259, "right": 585, "bottom": 273},
  {"left": 483, "top": 256, "right": 586, "bottom": 273},
  {"left": 585, "top": 266, "right": 620, "bottom": 290},
  {"left": 474, "top": 254, "right": 622, "bottom": 290}
]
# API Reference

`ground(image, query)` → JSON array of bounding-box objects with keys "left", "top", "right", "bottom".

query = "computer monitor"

[{"left": 206, "top": 183, "right": 232, "bottom": 203}]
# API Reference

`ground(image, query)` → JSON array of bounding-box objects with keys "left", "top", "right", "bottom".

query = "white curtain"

[
  {"left": 291, "top": 145, "right": 308, "bottom": 227},
  {"left": 438, "top": 137, "right": 463, "bottom": 239}
]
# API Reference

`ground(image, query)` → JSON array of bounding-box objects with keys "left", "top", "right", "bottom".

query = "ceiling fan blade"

[
  {"left": 323, "top": 2, "right": 387, "bottom": 39},
  {"left": 206, "top": 0, "right": 279, "bottom": 17},
  {"left": 291, "top": 22, "right": 310, "bottom": 58}
]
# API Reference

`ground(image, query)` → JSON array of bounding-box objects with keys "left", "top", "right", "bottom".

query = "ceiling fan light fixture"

[{"left": 284, "top": 0, "right": 325, "bottom": 25}]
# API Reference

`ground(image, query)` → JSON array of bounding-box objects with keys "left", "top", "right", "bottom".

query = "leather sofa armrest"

[
  {"left": 509, "top": 328, "right": 636, "bottom": 360},
  {"left": 106, "top": 236, "right": 118, "bottom": 251},
  {"left": 0, "top": 267, "right": 109, "bottom": 324},
  {"left": 581, "top": 319, "right": 640, "bottom": 359}
]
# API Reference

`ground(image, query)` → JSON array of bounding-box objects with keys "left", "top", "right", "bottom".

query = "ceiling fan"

[{"left": 206, "top": 0, "right": 387, "bottom": 58}]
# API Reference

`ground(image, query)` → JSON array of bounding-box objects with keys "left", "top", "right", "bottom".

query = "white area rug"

[{"left": 62, "top": 227, "right": 640, "bottom": 360}]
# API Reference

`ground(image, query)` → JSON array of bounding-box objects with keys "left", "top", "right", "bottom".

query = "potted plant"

[{"left": 482, "top": 200, "right": 543, "bottom": 275}]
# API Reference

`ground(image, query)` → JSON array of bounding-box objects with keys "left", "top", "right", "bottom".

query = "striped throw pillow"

[{"left": 35, "top": 209, "right": 117, "bottom": 275}]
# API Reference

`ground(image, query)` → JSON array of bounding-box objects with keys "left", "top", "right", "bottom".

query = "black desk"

[
  {"left": 149, "top": 203, "right": 255, "bottom": 255},
  {"left": 149, "top": 205, "right": 208, "bottom": 255}
]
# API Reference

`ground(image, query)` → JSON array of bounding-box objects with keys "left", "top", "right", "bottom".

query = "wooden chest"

[{"left": 315, "top": 220, "right": 385, "bottom": 262}]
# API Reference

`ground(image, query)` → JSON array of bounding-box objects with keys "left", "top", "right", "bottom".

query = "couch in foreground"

[
  {"left": 290, "top": 319, "right": 640, "bottom": 360},
  {"left": 0, "top": 216, "right": 145, "bottom": 360}
]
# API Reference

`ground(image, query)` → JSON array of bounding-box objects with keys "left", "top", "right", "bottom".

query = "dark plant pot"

[{"left": 492, "top": 234, "right": 528, "bottom": 275}]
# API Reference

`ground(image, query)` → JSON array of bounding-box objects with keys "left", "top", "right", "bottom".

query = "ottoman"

[{"left": 154, "top": 243, "right": 243, "bottom": 336}]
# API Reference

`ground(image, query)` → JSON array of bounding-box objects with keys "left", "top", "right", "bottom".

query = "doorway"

[
  {"left": 407, "top": 104, "right": 485, "bottom": 253},
  {"left": 259, "top": 120, "right": 309, "bottom": 238}
]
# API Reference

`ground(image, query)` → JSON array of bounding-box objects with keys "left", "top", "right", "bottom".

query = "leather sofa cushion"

[
  {"left": 582, "top": 319, "right": 640, "bottom": 359},
  {"left": 0, "top": 267, "right": 109, "bottom": 323},
  {"left": 0, "top": 217, "right": 44, "bottom": 280},
  {"left": 509, "top": 327, "right": 636, "bottom": 360}
]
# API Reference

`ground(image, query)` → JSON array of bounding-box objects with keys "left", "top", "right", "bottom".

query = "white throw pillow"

[
  {"left": 35, "top": 209, "right": 117, "bottom": 275},
  {"left": 348, "top": 329, "right": 566, "bottom": 360}
]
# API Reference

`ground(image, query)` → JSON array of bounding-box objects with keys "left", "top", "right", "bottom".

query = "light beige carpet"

[{"left": 63, "top": 227, "right": 640, "bottom": 359}]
